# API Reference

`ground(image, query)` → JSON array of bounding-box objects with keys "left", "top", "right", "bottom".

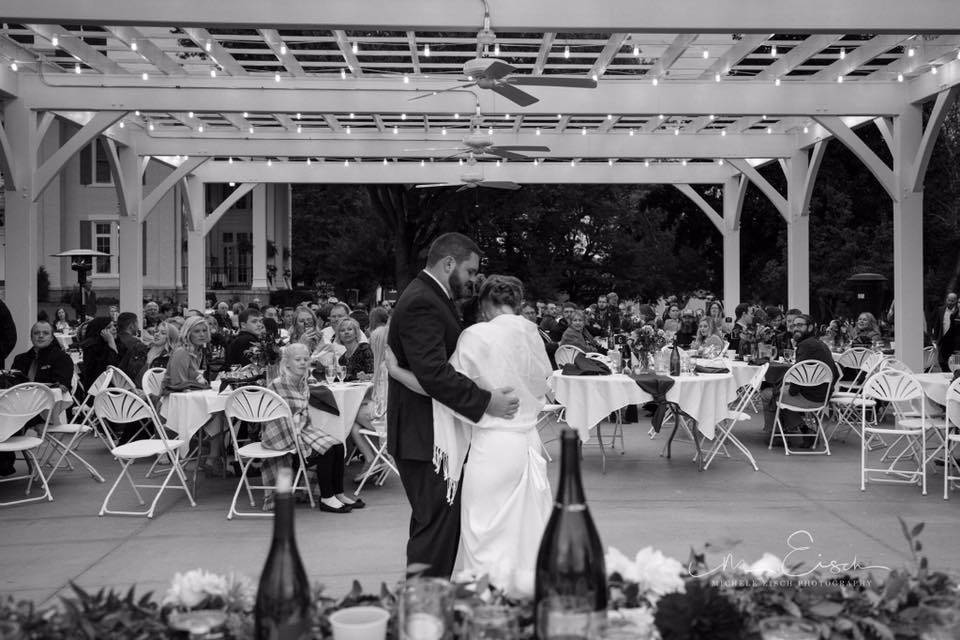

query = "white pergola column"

[
  {"left": 184, "top": 177, "right": 206, "bottom": 312},
  {"left": 893, "top": 106, "right": 924, "bottom": 371},
  {"left": 786, "top": 150, "right": 811, "bottom": 312},
  {"left": 112, "top": 143, "right": 144, "bottom": 314},
  {"left": 722, "top": 176, "right": 744, "bottom": 316},
  {"left": 250, "top": 184, "right": 269, "bottom": 291},
  {"left": 2, "top": 100, "right": 40, "bottom": 354}
]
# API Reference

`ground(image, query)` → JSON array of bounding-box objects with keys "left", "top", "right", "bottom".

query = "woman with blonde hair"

[
  {"left": 261, "top": 343, "right": 360, "bottom": 513},
  {"left": 691, "top": 316, "right": 725, "bottom": 354},
  {"left": 145, "top": 321, "right": 179, "bottom": 371},
  {"left": 162, "top": 316, "right": 226, "bottom": 474},
  {"left": 289, "top": 306, "right": 323, "bottom": 352}
]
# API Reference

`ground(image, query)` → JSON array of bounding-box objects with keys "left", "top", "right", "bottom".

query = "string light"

[
  {"left": 674, "top": 128, "right": 679, "bottom": 136},
  {"left": 210, "top": 68, "right": 217, "bottom": 77},
  {"left": 349, "top": 112, "right": 355, "bottom": 119},
  {"left": 403, "top": 74, "right": 409, "bottom": 83},
  {"left": 535, "top": 127, "right": 541, "bottom": 135},
  {"left": 454, "top": 113, "right": 460, "bottom": 119},
  {"left": 420, "top": 159, "right": 425, "bottom": 167},
  {"left": 681, "top": 159, "right": 687, "bottom": 166},
  {"left": 775, "top": 78, "right": 781, "bottom": 86},
  {"left": 346, "top": 125, "right": 351, "bottom": 134},
  {"left": 382, "top": 158, "right": 388, "bottom": 165},
  {"left": 761, "top": 114, "right": 767, "bottom": 120},
  {"left": 488, "top": 127, "right": 493, "bottom": 135},
  {"left": 592, "top": 73, "right": 598, "bottom": 82},
  {"left": 608, "top": 159, "right": 613, "bottom": 166},
  {"left": 135, "top": 110, "right": 140, "bottom": 116},
  {"left": 393, "top": 126, "right": 398, "bottom": 134},
  {"left": 130, "top": 41, "right": 138, "bottom": 51},
  {"left": 297, "top": 125, "right": 302, "bottom": 133},
  {"left": 142, "top": 72, "right": 149, "bottom": 80},
  {"left": 279, "top": 43, "right": 287, "bottom": 55},
  {"left": 496, "top": 160, "right": 501, "bottom": 167},
  {"left": 658, "top": 114, "right": 665, "bottom": 120},
  {"left": 306, "top": 157, "right": 311, "bottom": 165},
  {"left": 702, "top": 49, "right": 709, "bottom": 59},
  {"left": 803, "top": 125, "right": 809, "bottom": 134},
  {"left": 570, "top": 159, "right": 575, "bottom": 167},
  {"left": 51, "top": 35, "right": 59, "bottom": 47},
  {"left": 839, "top": 48, "right": 846, "bottom": 60},
  {"left": 581, "top": 127, "right": 587, "bottom": 135},
  {"left": 344, "top": 159, "right": 349, "bottom": 167},
  {"left": 267, "top": 159, "right": 272, "bottom": 166},
  {"left": 633, "top": 45, "right": 640, "bottom": 57},
  {"left": 651, "top": 77, "right": 658, "bottom": 86},
  {"left": 837, "top": 75, "right": 844, "bottom": 83},
  {"left": 228, "top": 157, "right": 234, "bottom": 164},
  {"left": 188, "top": 111, "right": 194, "bottom": 118},
  {"left": 766, "top": 127, "right": 772, "bottom": 134},
  {"left": 248, "top": 126, "right": 254, "bottom": 133},
  {"left": 341, "top": 69, "right": 347, "bottom": 79},
  {"left": 295, "top": 113, "right": 301, "bottom": 120},
  {"left": 242, "top": 112, "right": 248, "bottom": 118},
  {"left": 629, "top": 129, "right": 634, "bottom": 136},
  {"left": 442, "top": 128, "right": 447, "bottom": 135},
  {"left": 644, "top": 159, "right": 650, "bottom": 167},
  {"left": 494, "top": 43, "right": 500, "bottom": 57},
  {"left": 770, "top": 45, "right": 778, "bottom": 57},
  {"left": 205, "top": 41, "right": 212, "bottom": 52},
  {"left": 458, "top": 158, "right": 463, "bottom": 166},
  {"left": 9, "top": 62, "right": 17, "bottom": 71},
  {"left": 74, "top": 63, "right": 81, "bottom": 74},
  {"left": 908, "top": 47, "right": 915, "bottom": 57},
  {"left": 197, "top": 125, "right": 204, "bottom": 133},
  {"left": 715, "top": 73, "right": 721, "bottom": 82},
  {"left": 118, "top": 120, "right": 124, "bottom": 128},
  {"left": 229, "top": 182, "right": 235, "bottom": 187},
  {"left": 504, "top": 113, "right": 510, "bottom": 119},
  {"left": 148, "top": 122, "right": 154, "bottom": 131},
  {"left": 274, "top": 72, "right": 280, "bottom": 82},
  {"left": 897, "top": 73, "right": 904, "bottom": 82},
  {"left": 709, "top": 114, "right": 716, "bottom": 120},
  {"left": 720, "top": 129, "right": 726, "bottom": 136},
  {"left": 931, "top": 66, "right": 938, "bottom": 75},
  {"left": 718, "top": 159, "right": 724, "bottom": 166},
  {"left": 401, "top": 113, "right": 407, "bottom": 120},
  {"left": 352, "top": 41, "right": 358, "bottom": 54}
]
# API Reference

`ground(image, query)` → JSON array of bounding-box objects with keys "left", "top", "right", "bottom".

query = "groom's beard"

[{"left": 449, "top": 271, "right": 471, "bottom": 300}]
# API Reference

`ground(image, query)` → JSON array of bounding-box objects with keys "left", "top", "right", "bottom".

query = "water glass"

[
  {"left": 468, "top": 605, "right": 518, "bottom": 640},
  {"left": 400, "top": 578, "right": 453, "bottom": 640},
  {"left": 948, "top": 353, "right": 960, "bottom": 374},
  {"left": 782, "top": 348, "right": 795, "bottom": 364},
  {"left": 336, "top": 364, "right": 347, "bottom": 383},
  {"left": 329, "top": 606, "right": 390, "bottom": 640},
  {"left": 325, "top": 365, "right": 337, "bottom": 385},
  {"left": 758, "top": 616, "right": 819, "bottom": 640}
]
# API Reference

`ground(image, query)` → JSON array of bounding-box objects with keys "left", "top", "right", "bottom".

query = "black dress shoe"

[
  {"left": 343, "top": 498, "right": 365, "bottom": 509},
  {"left": 319, "top": 502, "right": 352, "bottom": 514}
]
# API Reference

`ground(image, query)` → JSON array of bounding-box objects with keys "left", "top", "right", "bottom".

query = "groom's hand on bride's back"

[{"left": 486, "top": 386, "right": 520, "bottom": 419}]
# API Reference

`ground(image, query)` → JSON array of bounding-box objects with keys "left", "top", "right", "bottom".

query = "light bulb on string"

[
  {"left": 131, "top": 41, "right": 138, "bottom": 51},
  {"left": 839, "top": 48, "right": 846, "bottom": 60},
  {"left": 248, "top": 126, "right": 254, "bottom": 134},
  {"left": 141, "top": 72, "right": 149, "bottom": 80},
  {"left": 770, "top": 45, "right": 777, "bottom": 57},
  {"left": 51, "top": 35, "right": 59, "bottom": 47},
  {"left": 210, "top": 68, "right": 217, "bottom": 77},
  {"left": 205, "top": 41, "right": 212, "bottom": 52},
  {"left": 494, "top": 43, "right": 500, "bottom": 56},
  {"left": 118, "top": 120, "right": 124, "bottom": 128},
  {"left": 267, "top": 159, "right": 272, "bottom": 167},
  {"left": 280, "top": 44, "right": 287, "bottom": 55},
  {"left": 897, "top": 73, "right": 904, "bottom": 82},
  {"left": 9, "top": 62, "right": 16, "bottom": 71},
  {"left": 908, "top": 47, "right": 915, "bottom": 57},
  {"left": 633, "top": 45, "right": 640, "bottom": 57},
  {"left": 564, "top": 45, "right": 570, "bottom": 59},
  {"left": 297, "top": 125, "right": 302, "bottom": 133},
  {"left": 274, "top": 72, "right": 280, "bottom": 82},
  {"left": 188, "top": 111, "right": 194, "bottom": 118},
  {"left": 74, "top": 63, "right": 81, "bottom": 74},
  {"left": 423, "top": 43, "right": 431, "bottom": 57},
  {"left": 352, "top": 41, "right": 358, "bottom": 54},
  {"left": 652, "top": 77, "right": 658, "bottom": 86},
  {"left": 306, "top": 157, "right": 311, "bottom": 165},
  {"left": 341, "top": 69, "right": 347, "bottom": 79}
]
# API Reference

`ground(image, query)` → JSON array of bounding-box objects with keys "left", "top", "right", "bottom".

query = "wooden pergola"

[{"left": 2, "top": 0, "right": 960, "bottom": 366}]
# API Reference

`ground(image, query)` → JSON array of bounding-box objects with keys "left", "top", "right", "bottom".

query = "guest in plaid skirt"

[{"left": 262, "top": 343, "right": 362, "bottom": 513}]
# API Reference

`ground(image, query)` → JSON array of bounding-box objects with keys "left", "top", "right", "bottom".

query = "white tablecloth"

[
  {"left": 694, "top": 358, "right": 761, "bottom": 389},
  {"left": 551, "top": 371, "right": 740, "bottom": 440},
  {"left": 915, "top": 372, "right": 952, "bottom": 407},
  {"left": 160, "top": 387, "right": 230, "bottom": 449},
  {"left": 307, "top": 382, "right": 373, "bottom": 443}
]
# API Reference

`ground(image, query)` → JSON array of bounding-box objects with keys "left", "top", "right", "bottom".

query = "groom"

[{"left": 387, "top": 232, "right": 520, "bottom": 577}]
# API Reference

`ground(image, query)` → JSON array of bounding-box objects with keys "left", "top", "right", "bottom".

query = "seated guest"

[
  {"left": 116, "top": 312, "right": 150, "bottom": 385},
  {"left": 0, "top": 321, "right": 76, "bottom": 475},
  {"left": 523, "top": 302, "right": 558, "bottom": 368},
  {"left": 322, "top": 302, "right": 369, "bottom": 344},
  {"left": 658, "top": 304, "right": 682, "bottom": 334},
  {"left": 538, "top": 302, "right": 560, "bottom": 341},
  {"left": 337, "top": 318, "right": 374, "bottom": 381},
  {"left": 763, "top": 314, "right": 839, "bottom": 445},
  {"left": 691, "top": 317, "right": 724, "bottom": 354},
  {"left": 560, "top": 309, "right": 599, "bottom": 352},
  {"left": 54, "top": 307, "right": 73, "bottom": 333},
  {"left": 727, "top": 303, "right": 754, "bottom": 355},
  {"left": 79, "top": 317, "right": 119, "bottom": 392},
  {"left": 261, "top": 343, "right": 361, "bottom": 513},
  {"left": 212, "top": 302, "right": 234, "bottom": 332},
  {"left": 163, "top": 316, "right": 226, "bottom": 474},
  {"left": 674, "top": 310, "right": 699, "bottom": 349},
  {"left": 224, "top": 308, "right": 265, "bottom": 369},
  {"left": 584, "top": 306, "right": 604, "bottom": 340},
  {"left": 144, "top": 321, "right": 178, "bottom": 371},
  {"left": 367, "top": 307, "right": 390, "bottom": 334},
  {"left": 706, "top": 301, "right": 729, "bottom": 335},
  {"left": 851, "top": 312, "right": 882, "bottom": 346},
  {"left": 142, "top": 301, "right": 161, "bottom": 330},
  {"left": 290, "top": 307, "right": 325, "bottom": 353},
  {"left": 262, "top": 306, "right": 289, "bottom": 343}
]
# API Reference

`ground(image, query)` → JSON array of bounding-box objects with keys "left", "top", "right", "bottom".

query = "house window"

[
  {"left": 80, "top": 139, "right": 112, "bottom": 186},
  {"left": 80, "top": 220, "right": 117, "bottom": 274}
]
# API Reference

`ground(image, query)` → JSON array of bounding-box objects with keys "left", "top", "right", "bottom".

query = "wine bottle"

[
  {"left": 254, "top": 468, "right": 312, "bottom": 640},
  {"left": 669, "top": 343, "right": 681, "bottom": 376},
  {"left": 534, "top": 428, "right": 607, "bottom": 639}
]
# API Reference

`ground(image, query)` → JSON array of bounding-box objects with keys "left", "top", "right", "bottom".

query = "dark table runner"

[{"left": 631, "top": 373, "right": 703, "bottom": 471}]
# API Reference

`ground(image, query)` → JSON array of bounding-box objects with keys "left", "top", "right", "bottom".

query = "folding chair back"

[
  {"left": 224, "top": 386, "right": 292, "bottom": 423},
  {"left": 862, "top": 369, "right": 924, "bottom": 412},
  {"left": 779, "top": 359, "right": 833, "bottom": 407},
  {"left": 106, "top": 366, "right": 138, "bottom": 392},
  {"left": 555, "top": 344, "right": 583, "bottom": 367},
  {"left": 879, "top": 357, "right": 912, "bottom": 373},
  {"left": 140, "top": 367, "right": 166, "bottom": 414},
  {"left": 0, "top": 384, "right": 56, "bottom": 442},
  {"left": 837, "top": 347, "right": 871, "bottom": 371},
  {"left": 93, "top": 388, "right": 171, "bottom": 451}
]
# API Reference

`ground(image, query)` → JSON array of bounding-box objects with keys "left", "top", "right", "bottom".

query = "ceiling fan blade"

[
  {"left": 491, "top": 82, "right": 539, "bottom": 107},
  {"left": 416, "top": 183, "right": 461, "bottom": 189},
  {"left": 456, "top": 184, "right": 476, "bottom": 193},
  {"left": 479, "top": 181, "right": 521, "bottom": 190},
  {"left": 489, "top": 145, "right": 551, "bottom": 152},
  {"left": 403, "top": 147, "right": 467, "bottom": 152},
  {"left": 486, "top": 149, "right": 528, "bottom": 161},
  {"left": 507, "top": 76, "right": 598, "bottom": 88},
  {"left": 408, "top": 83, "right": 476, "bottom": 101},
  {"left": 483, "top": 60, "right": 517, "bottom": 80}
]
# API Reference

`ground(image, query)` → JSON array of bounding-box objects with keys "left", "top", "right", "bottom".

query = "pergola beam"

[
  {"left": 142, "top": 156, "right": 208, "bottom": 219},
  {"left": 533, "top": 33, "right": 556, "bottom": 75},
  {"left": 194, "top": 161, "right": 736, "bottom": 183},
  {"left": 133, "top": 131, "right": 800, "bottom": 158},
  {"left": 674, "top": 184, "right": 724, "bottom": 233},
  {"left": 25, "top": 24, "right": 127, "bottom": 75},
  {"left": 15, "top": 75, "right": 912, "bottom": 116},
  {"left": 202, "top": 182, "right": 257, "bottom": 234},
  {"left": 814, "top": 115, "right": 896, "bottom": 198},
  {"left": 5, "top": 0, "right": 960, "bottom": 32},
  {"left": 588, "top": 33, "right": 630, "bottom": 79},
  {"left": 106, "top": 26, "right": 187, "bottom": 76},
  {"left": 259, "top": 29, "right": 304, "bottom": 77},
  {"left": 910, "top": 86, "right": 960, "bottom": 192},
  {"left": 727, "top": 158, "right": 789, "bottom": 220},
  {"left": 182, "top": 28, "right": 246, "bottom": 76}
]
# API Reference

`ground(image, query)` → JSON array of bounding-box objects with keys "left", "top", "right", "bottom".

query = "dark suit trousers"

[{"left": 397, "top": 459, "right": 461, "bottom": 578}]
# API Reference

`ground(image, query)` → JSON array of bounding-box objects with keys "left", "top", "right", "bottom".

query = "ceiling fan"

[
  {"left": 410, "top": 57, "right": 597, "bottom": 107},
  {"left": 416, "top": 170, "right": 520, "bottom": 192},
  {"left": 405, "top": 132, "right": 549, "bottom": 161}
]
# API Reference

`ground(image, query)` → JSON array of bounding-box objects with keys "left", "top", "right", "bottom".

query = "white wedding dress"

[{"left": 433, "top": 313, "right": 553, "bottom": 595}]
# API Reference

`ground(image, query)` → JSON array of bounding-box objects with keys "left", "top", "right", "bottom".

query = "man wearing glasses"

[{"left": 763, "top": 314, "right": 839, "bottom": 447}]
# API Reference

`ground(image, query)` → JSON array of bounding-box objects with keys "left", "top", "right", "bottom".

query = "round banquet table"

[
  {"left": 160, "top": 385, "right": 230, "bottom": 453},
  {"left": 915, "top": 372, "right": 953, "bottom": 407},
  {"left": 307, "top": 381, "right": 372, "bottom": 443},
  {"left": 694, "top": 358, "right": 761, "bottom": 389},
  {"left": 550, "top": 371, "right": 740, "bottom": 440}
]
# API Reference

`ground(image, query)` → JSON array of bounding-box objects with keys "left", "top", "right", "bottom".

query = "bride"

[{"left": 387, "top": 274, "right": 553, "bottom": 593}]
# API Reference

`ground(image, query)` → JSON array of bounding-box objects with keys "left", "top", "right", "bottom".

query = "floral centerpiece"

[
  {"left": 163, "top": 569, "right": 256, "bottom": 638},
  {"left": 630, "top": 325, "right": 668, "bottom": 373}
]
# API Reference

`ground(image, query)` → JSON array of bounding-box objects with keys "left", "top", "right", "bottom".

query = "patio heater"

[{"left": 50, "top": 249, "right": 112, "bottom": 314}]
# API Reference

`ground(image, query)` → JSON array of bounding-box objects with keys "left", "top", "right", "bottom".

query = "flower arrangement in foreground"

[{"left": 0, "top": 520, "right": 956, "bottom": 639}]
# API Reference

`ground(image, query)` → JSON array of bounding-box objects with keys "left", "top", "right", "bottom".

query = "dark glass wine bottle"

[
  {"left": 669, "top": 343, "right": 681, "bottom": 376},
  {"left": 534, "top": 428, "right": 607, "bottom": 639},
  {"left": 254, "top": 468, "right": 312, "bottom": 640}
]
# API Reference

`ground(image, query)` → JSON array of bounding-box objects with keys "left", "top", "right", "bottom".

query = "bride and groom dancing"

[{"left": 386, "top": 232, "right": 554, "bottom": 593}]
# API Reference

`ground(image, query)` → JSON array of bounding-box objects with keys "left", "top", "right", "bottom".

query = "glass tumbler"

[{"left": 400, "top": 577, "right": 453, "bottom": 640}]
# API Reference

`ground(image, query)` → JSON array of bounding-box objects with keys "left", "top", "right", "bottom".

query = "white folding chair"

[
  {"left": 224, "top": 386, "right": 314, "bottom": 519},
  {"left": 535, "top": 400, "right": 566, "bottom": 461},
  {"left": 140, "top": 367, "right": 184, "bottom": 481},
  {"left": 768, "top": 359, "right": 834, "bottom": 455},
  {"left": 353, "top": 412, "right": 399, "bottom": 496},
  {"left": 554, "top": 345, "right": 583, "bottom": 368},
  {"left": 829, "top": 351, "right": 886, "bottom": 447},
  {"left": 0, "top": 384, "right": 57, "bottom": 506},
  {"left": 42, "top": 369, "right": 111, "bottom": 484},
  {"left": 860, "top": 370, "right": 927, "bottom": 495},
  {"left": 942, "top": 377, "right": 960, "bottom": 500},
  {"left": 704, "top": 363, "right": 768, "bottom": 471},
  {"left": 96, "top": 388, "right": 196, "bottom": 518},
  {"left": 834, "top": 347, "right": 872, "bottom": 394}
]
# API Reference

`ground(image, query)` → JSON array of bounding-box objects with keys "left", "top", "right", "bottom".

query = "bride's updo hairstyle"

[{"left": 477, "top": 275, "right": 524, "bottom": 311}]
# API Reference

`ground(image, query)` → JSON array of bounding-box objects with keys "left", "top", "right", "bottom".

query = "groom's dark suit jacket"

[{"left": 387, "top": 272, "right": 491, "bottom": 462}]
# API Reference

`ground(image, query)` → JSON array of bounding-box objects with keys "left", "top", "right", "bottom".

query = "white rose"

[
  {"left": 633, "top": 547, "right": 685, "bottom": 600},
  {"left": 163, "top": 570, "right": 227, "bottom": 609},
  {"left": 605, "top": 546, "right": 640, "bottom": 582},
  {"left": 746, "top": 552, "right": 784, "bottom": 579}
]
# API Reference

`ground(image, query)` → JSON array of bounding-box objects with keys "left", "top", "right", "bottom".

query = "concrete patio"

[{"left": 2, "top": 412, "right": 958, "bottom": 608}]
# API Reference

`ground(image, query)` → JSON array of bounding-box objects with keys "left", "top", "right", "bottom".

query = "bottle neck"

[
  {"left": 556, "top": 431, "right": 586, "bottom": 507},
  {"left": 272, "top": 493, "right": 294, "bottom": 543}
]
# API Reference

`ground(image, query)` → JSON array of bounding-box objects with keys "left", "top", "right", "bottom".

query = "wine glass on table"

[
  {"left": 335, "top": 364, "right": 346, "bottom": 384},
  {"left": 948, "top": 353, "right": 960, "bottom": 376},
  {"left": 324, "top": 365, "right": 336, "bottom": 385}
]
